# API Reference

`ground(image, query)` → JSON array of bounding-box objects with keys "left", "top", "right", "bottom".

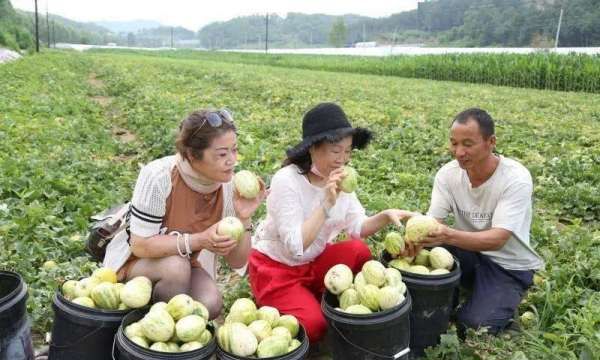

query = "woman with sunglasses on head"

[
  {"left": 103, "top": 108, "right": 266, "bottom": 319},
  {"left": 249, "top": 103, "right": 417, "bottom": 344}
]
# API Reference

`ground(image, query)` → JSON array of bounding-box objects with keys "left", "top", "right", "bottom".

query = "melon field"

[{"left": 0, "top": 50, "right": 598, "bottom": 359}]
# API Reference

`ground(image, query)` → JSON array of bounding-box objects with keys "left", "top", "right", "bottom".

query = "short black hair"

[{"left": 453, "top": 108, "right": 495, "bottom": 138}]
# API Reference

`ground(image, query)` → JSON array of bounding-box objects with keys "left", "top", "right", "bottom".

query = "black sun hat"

[{"left": 286, "top": 102, "right": 373, "bottom": 158}]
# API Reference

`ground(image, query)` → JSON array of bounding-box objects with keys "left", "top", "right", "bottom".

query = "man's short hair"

[{"left": 453, "top": 108, "right": 495, "bottom": 139}]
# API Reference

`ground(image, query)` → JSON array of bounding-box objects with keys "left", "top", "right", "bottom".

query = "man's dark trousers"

[{"left": 445, "top": 245, "right": 534, "bottom": 334}]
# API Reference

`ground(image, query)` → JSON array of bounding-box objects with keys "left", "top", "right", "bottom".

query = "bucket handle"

[
  {"left": 330, "top": 322, "right": 410, "bottom": 359},
  {"left": 112, "top": 334, "right": 117, "bottom": 360},
  {"left": 48, "top": 326, "right": 105, "bottom": 350}
]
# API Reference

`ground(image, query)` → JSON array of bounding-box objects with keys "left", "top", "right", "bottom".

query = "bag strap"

[{"left": 90, "top": 202, "right": 130, "bottom": 222}]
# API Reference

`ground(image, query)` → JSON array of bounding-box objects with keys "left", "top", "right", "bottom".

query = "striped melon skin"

[
  {"left": 141, "top": 309, "right": 175, "bottom": 342},
  {"left": 91, "top": 282, "right": 120, "bottom": 310}
]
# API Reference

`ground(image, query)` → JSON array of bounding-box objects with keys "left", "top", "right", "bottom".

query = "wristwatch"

[{"left": 244, "top": 222, "right": 254, "bottom": 232}]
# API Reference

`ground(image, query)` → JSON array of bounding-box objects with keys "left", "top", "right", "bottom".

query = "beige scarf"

[{"left": 175, "top": 153, "right": 222, "bottom": 194}]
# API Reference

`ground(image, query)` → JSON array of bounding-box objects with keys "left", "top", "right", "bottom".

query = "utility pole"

[
  {"left": 34, "top": 0, "right": 40, "bottom": 52},
  {"left": 265, "top": 13, "right": 269, "bottom": 53},
  {"left": 390, "top": 26, "right": 398, "bottom": 55},
  {"left": 362, "top": 23, "right": 366, "bottom": 42},
  {"left": 46, "top": 3, "right": 50, "bottom": 48},
  {"left": 52, "top": 20, "right": 55, "bottom": 47},
  {"left": 554, "top": 7, "right": 563, "bottom": 48},
  {"left": 171, "top": 27, "right": 174, "bottom": 48}
]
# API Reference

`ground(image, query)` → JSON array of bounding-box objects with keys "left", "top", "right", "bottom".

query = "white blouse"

[{"left": 253, "top": 165, "right": 367, "bottom": 266}]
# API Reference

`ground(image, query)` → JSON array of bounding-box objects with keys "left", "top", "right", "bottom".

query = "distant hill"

[
  {"left": 197, "top": 0, "right": 600, "bottom": 48},
  {"left": 0, "top": 0, "right": 33, "bottom": 49},
  {"left": 16, "top": 9, "right": 121, "bottom": 46},
  {"left": 93, "top": 20, "right": 163, "bottom": 34},
  {"left": 2, "top": 0, "right": 599, "bottom": 51},
  {"left": 42, "top": 13, "right": 112, "bottom": 34},
  {"left": 198, "top": 13, "right": 372, "bottom": 49}
]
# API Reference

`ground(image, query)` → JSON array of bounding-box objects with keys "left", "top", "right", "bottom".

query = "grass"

[
  {"left": 0, "top": 49, "right": 598, "bottom": 359},
  {"left": 92, "top": 48, "right": 600, "bottom": 94}
]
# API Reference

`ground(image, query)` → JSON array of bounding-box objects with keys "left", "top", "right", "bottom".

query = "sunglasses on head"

[
  {"left": 191, "top": 108, "right": 234, "bottom": 137},
  {"left": 205, "top": 108, "right": 234, "bottom": 127}
]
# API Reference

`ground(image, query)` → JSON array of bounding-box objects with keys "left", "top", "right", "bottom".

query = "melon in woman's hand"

[
  {"left": 234, "top": 170, "right": 260, "bottom": 199},
  {"left": 339, "top": 166, "right": 358, "bottom": 193},
  {"left": 217, "top": 216, "right": 245, "bottom": 242}
]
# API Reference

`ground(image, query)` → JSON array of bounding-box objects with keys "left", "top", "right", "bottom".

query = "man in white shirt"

[{"left": 414, "top": 108, "right": 544, "bottom": 335}]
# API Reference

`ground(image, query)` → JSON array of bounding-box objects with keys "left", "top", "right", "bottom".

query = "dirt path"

[{"left": 87, "top": 73, "right": 137, "bottom": 145}]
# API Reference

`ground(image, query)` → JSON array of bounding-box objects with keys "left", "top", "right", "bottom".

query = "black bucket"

[
  {"left": 49, "top": 291, "right": 130, "bottom": 360},
  {"left": 113, "top": 308, "right": 216, "bottom": 360},
  {"left": 0, "top": 271, "right": 34, "bottom": 360},
  {"left": 215, "top": 323, "right": 309, "bottom": 360},
  {"left": 381, "top": 251, "right": 461, "bottom": 358},
  {"left": 321, "top": 289, "right": 412, "bottom": 360}
]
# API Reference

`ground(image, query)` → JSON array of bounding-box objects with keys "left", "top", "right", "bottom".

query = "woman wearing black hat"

[{"left": 248, "top": 103, "right": 416, "bottom": 343}]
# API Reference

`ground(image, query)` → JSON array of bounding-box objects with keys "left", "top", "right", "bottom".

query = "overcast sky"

[{"left": 11, "top": 0, "right": 419, "bottom": 30}]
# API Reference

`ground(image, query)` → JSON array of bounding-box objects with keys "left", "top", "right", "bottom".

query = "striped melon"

[{"left": 91, "top": 282, "right": 120, "bottom": 310}]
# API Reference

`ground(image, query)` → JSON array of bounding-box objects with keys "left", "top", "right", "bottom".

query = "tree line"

[
  {"left": 198, "top": 0, "right": 600, "bottom": 48},
  {"left": 1, "top": 0, "right": 599, "bottom": 51}
]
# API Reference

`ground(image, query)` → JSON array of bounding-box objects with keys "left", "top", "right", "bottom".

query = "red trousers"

[{"left": 248, "top": 239, "right": 372, "bottom": 343}]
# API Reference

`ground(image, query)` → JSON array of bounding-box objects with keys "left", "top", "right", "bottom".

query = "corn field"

[{"left": 113, "top": 49, "right": 600, "bottom": 94}]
